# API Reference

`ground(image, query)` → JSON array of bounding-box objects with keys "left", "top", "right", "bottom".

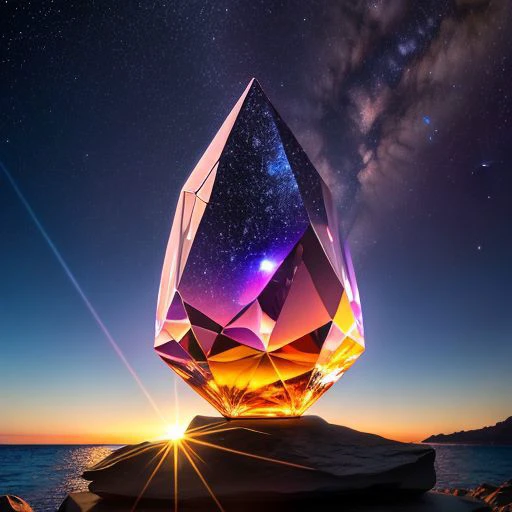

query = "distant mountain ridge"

[{"left": 423, "top": 416, "right": 512, "bottom": 445}]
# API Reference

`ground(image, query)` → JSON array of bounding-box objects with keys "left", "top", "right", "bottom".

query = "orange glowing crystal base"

[{"left": 154, "top": 79, "right": 364, "bottom": 418}]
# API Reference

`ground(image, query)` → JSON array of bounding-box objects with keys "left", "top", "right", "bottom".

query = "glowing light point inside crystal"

[{"left": 259, "top": 259, "right": 276, "bottom": 273}]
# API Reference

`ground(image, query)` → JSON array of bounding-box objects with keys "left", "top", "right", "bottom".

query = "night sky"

[{"left": 1, "top": 0, "right": 511, "bottom": 443}]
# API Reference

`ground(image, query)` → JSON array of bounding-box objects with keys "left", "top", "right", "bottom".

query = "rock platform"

[{"left": 57, "top": 415, "right": 487, "bottom": 511}]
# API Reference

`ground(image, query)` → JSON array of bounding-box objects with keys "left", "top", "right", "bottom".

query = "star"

[{"left": 259, "top": 258, "right": 276, "bottom": 273}]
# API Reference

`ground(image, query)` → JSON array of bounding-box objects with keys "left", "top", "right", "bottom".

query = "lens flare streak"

[
  {"left": 130, "top": 443, "right": 172, "bottom": 512},
  {"left": 180, "top": 441, "right": 226, "bottom": 512},
  {"left": 186, "top": 436, "right": 314, "bottom": 470},
  {"left": 173, "top": 441, "right": 179, "bottom": 512},
  {"left": 0, "top": 161, "right": 166, "bottom": 424}
]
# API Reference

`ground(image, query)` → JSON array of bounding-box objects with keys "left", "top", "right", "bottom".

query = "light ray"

[
  {"left": 145, "top": 442, "right": 172, "bottom": 469},
  {"left": 182, "top": 439, "right": 206, "bottom": 464},
  {"left": 189, "top": 426, "right": 270, "bottom": 438},
  {"left": 174, "top": 376, "right": 180, "bottom": 426},
  {"left": 187, "top": 436, "right": 314, "bottom": 470},
  {"left": 180, "top": 441, "right": 225, "bottom": 512},
  {"left": 98, "top": 443, "right": 166, "bottom": 470},
  {"left": 130, "top": 443, "right": 172, "bottom": 512},
  {"left": 185, "top": 420, "right": 227, "bottom": 435},
  {"left": 0, "top": 161, "right": 167, "bottom": 424},
  {"left": 173, "top": 441, "right": 179, "bottom": 512}
]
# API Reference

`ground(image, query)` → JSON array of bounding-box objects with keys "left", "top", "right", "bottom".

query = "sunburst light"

[{"left": 128, "top": 420, "right": 315, "bottom": 512}]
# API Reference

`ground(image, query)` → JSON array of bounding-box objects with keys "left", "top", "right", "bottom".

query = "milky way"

[{"left": 277, "top": 0, "right": 512, "bottom": 248}]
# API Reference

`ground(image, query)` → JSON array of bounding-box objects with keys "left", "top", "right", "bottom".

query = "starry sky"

[{"left": 1, "top": 0, "right": 511, "bottom": 443}]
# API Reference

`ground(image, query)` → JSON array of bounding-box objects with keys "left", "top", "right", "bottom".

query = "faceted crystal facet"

[{"left": 155, "top": 79, "right": 364, "bottom": 418}]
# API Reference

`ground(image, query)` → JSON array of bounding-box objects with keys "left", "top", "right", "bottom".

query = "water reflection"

[{"left": 0, "top": 445, "right": 118, "bottom": 511}]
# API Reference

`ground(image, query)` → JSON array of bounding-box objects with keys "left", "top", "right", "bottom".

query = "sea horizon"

[{"left": 2, "top": 441, "right": 512, "bottom": 446}]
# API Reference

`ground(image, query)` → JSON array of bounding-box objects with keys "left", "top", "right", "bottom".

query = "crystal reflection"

[{"left": 179, "top": 85, "right": 310, "bottom": 325}]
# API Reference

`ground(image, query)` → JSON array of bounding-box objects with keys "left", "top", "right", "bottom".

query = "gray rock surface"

[
  {"left": 59, "top": 491, "right": 490, "bottom": 512},
  {"left": 81, "top": 415, "right": 436, "bottom": 505},
  {"left": 441, "top": 481, "right": 512, "bottom": 511}
]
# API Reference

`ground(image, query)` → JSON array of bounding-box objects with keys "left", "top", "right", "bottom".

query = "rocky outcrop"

[
  {"left": 81, "top": 415, "right": 435, "bottom": 505},
  {"left": 0, "top": 496, "right": 33, "bottom": 512},
  {"left": 441, "top": 481, "right": 512, "bottom": 512},
  {"left": 423, "top": 417, "right": 512, "bottom": 445}
]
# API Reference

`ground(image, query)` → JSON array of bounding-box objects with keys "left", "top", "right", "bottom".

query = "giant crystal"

[{"left": 155, "top": 79, "right": 364, "bottom": 417}]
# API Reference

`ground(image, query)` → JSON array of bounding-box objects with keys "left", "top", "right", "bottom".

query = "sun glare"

[{"left": 166, "top": 424, "right": 186, "bottom": 441}]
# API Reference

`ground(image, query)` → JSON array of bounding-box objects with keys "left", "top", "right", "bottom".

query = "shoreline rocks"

[
  {"left": 0, "top": 496, "right": 33, "bottom": 512},
  {"left": 440, "top": 481, "right": 512, "bottom": 511}
]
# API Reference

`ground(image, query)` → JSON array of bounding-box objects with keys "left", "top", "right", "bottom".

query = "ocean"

[{"left": 0, "top": 444, "right": 511, "bottom": 511}]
